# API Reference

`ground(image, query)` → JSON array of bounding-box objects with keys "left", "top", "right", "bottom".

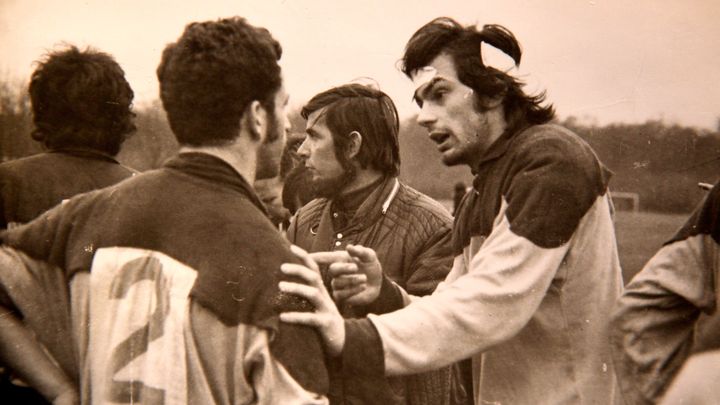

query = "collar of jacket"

[
  {"left": 317, "top": 176, "right": 400, "bottom": 234},
  {"left": 49, "top": 147, "right": 121, "bottom": 164},
  {"left": 470, "top": 121, "right": 534, "bottom": 175},
  {"left": 164, "top": 152, "right": 269, "bottom": 217},
  {"left": 470, "top": 124, "right": 533, "bottom": 194}
]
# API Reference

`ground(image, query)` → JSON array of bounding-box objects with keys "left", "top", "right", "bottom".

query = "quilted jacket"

[{"left": 287, "top": 176, "right": 460, "bottom": 405}]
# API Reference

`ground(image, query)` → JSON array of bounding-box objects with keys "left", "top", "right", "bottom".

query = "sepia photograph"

[{"left": 1, "top": 0, "right": 719, "bottom": 403}]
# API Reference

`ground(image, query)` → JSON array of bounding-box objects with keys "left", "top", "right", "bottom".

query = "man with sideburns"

[
  {"left": 286, "top": 83, "right": 460, "bottom": 405},
  {"left": 280, "top": 18, "right": 622, "bottom": 405}
]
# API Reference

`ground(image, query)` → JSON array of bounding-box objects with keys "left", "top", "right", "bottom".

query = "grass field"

[{"left": 614, "top": 210, "right": 688, "bottom": 283}]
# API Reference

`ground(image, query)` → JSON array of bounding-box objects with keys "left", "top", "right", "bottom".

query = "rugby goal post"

[{"left": 610, "top": 191, "right": 640, "bottom": 212}]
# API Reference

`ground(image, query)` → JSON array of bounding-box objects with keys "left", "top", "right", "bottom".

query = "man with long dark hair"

[
  {"left": 280, "top": 18, "right": 622, "bottom": 405},
  {"left": 0, "top": 17, "right": 328, "bottom": 404},
  {"left": 286, "top": 83, "right": 458, "bottom": 404}
]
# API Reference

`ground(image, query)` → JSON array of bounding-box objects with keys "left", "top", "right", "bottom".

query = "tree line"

[{"left": 2, "top": 79, "right": 718, "bottom": 213}]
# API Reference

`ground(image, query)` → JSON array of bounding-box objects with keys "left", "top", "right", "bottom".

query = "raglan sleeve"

[
  {"left": 342, "top": 131, "right": 612, "bottom": 375},
  {"left": 610, "top": 184, "right": 720, "bottom": 405}
]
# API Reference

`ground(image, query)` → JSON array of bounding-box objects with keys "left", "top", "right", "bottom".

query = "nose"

[
  {"left": 416, "top": 104, "right": 437, "bottom": 129},
  {"left": 283, "top": 113, "right": 292, "bottom": 134},
  {"left": 297, "top": 138, "right": 310, "bottom": 158}
]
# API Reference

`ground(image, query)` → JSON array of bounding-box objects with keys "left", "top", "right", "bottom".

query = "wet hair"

[
  {"left": 402, "top": 17, "right": 554, "bottom": 129},
  {"left": 29, "top": 46, "right": 136, "bottom": 156},
  {"left": 301, "top": 84, "right": 400, "bottom": 177},
  {"left": 157, "top": 17, "right": 282, "bottom": 146}
]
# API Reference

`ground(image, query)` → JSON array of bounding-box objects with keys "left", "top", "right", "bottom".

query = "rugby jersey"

[
  {"left": 342, "top": 124, "right": 623, "bottom": 405},
  {"left": 0, "top": 153, "right": 328, "bottom": 404}
]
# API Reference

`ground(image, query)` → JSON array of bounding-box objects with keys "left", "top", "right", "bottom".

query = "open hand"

[
  {"left": 279, "top": 245, "right": 346, "bottom": 356},
  {"left": 311, "top": 244, "right": 383, "bottom": 306}
]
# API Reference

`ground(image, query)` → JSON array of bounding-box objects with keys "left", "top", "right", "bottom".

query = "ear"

[
  {"left": 346, "top": 131, "right": 363, "bottom": 160},
  {"left": 243, "top": 100, "right": 268, "bottom": 142}
]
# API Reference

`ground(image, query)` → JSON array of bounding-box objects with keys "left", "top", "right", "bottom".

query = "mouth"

[
  {"left": 429, "top": 132, "right": 451, "bottom": 151},
  {"left": 429, "top": 131, "right": 450, "bottom": 144}
]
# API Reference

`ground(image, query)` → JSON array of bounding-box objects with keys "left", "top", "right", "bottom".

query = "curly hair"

[
  {"left": 29, "top": 46, "right": 136, "bottom": 156},
  {"left": 157, "top": 17, "right": 283, "bottom": 146},
  {"left": 402, "top": 17, "right": 554, "bottom": 130},
  {"left": 301, "top": 84, "right": 400, "bottom": 177}
]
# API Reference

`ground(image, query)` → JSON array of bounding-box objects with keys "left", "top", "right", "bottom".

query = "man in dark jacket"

[
  {"left": 286, "top": 83, "right": 459, "bottom": 405},
  {"left": 0, "top": 46, "right": 137, "bottom": 230}
]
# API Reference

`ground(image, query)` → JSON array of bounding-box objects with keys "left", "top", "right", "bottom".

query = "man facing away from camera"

[
  {"left": 611, "top": 180, "right": 720, "bottom": 404},
  {"left": 0, "top": 17, "right": 328, "bottom": 404},
  {"left": 0, "top": 44, "right": 138, "bottom": 405},
  {"left": 286, "top": 83, "right": 460, "bottom": 404},
  {"left": 0, "top": 46, "right": 137, "bottom": 230},
  {"left": 280, "top": 18, "right": 623, "bottom": 405}
]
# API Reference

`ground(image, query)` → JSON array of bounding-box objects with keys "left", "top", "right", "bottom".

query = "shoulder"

[
  {"left": 666, "top": 181, "right": 720, "bottom": 246},
  {"left": 511, "top": 124, "right": 599, "bottom": 166},
  {"left": 395, "top": 183, "right": 452, "bottom": 223},
  {"left": 384, "top": 183, "right": 453, "bottom": 238},
  {"left": 292, "top": 197, "right": 329, "bottom": 230},
  {"left": 0, "top": 154, "right": 54, "bottom": 178},
  {"left": 505, "top": 124, "right": 610, "bottom": 194}
]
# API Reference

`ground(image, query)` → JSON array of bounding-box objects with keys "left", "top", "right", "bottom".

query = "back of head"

[
  {"left": 401, "top": 17, "right": 554, "bottom": 128},
  {"left": 29, "top": 46, "right": 136, "bottom": 156},
  {"left": 157, "top": 17, "right": 283, "bottom": 146},
  {"left": 301, "top": 83, "right": 400, "bottom": 177}
]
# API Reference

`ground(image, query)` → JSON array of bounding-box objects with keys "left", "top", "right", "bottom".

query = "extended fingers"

[
  {"left": 328, "top": 262, "right": 359, "bottom": 277},
  {"left": 346, "top": 244, "right": 378, "bottom": 263},
  {"left": 279, "top": 280, "right": 322, "bottom": 303},
  {"left": 290, "top": 245, "right": 319, "bottom": 273},
  {"left": 281, "top": 263, "right": 322, "bottom": 286},
  {"left": 331, "top": 274, "right": 367, "bottom": 289},
  {"left": 309, "top": 250, "right": 352, "bottom": 265}
]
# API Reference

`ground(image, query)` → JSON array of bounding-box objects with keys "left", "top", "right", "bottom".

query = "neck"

[
  {"left": 466, "top": 106, "right": 508, "bottom": 169},
  {"left": 339, "top": 169, "right": 385, "bottom": 197},
  {"left": 179, "top": 143, "right": 256, "bottom": 184}
]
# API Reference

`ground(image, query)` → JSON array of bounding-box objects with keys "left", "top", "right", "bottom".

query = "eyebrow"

[
  {"left": 413, "top": 77, "right": 445, "bottom": 104},
  {"left": 305, "top": 127, "right": 319, "bottom": 137}
]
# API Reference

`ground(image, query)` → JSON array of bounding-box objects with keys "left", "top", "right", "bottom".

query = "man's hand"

[
  {"left": 311, "top": 244, "right": 384, "bottom": 306},
  {"left": 279, "top": 245, "right": 346, "bottom": 356}
]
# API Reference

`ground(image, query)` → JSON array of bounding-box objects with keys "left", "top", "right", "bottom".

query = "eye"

[{"left": 430, "top": 88, "right": 447, "bottom": 101}]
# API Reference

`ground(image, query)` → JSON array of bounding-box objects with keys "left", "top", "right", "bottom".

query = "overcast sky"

[{"left": 1, "top": 0, "right": 719, "bottom": 129}]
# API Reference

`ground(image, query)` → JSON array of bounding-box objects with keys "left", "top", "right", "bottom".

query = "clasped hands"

[{"left": 279, "top": 244, "right": 383, "bottom": 356}]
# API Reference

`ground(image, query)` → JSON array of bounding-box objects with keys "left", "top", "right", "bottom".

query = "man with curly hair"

[
  {"left": 0, "top": 45, "right": 137, "bottom": 405},
  {"left": 0, "top": 46, "right": 137, "bottom": 230},
  {"left": 0, "top": 17, "right": 328, "bottom": 404}
]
